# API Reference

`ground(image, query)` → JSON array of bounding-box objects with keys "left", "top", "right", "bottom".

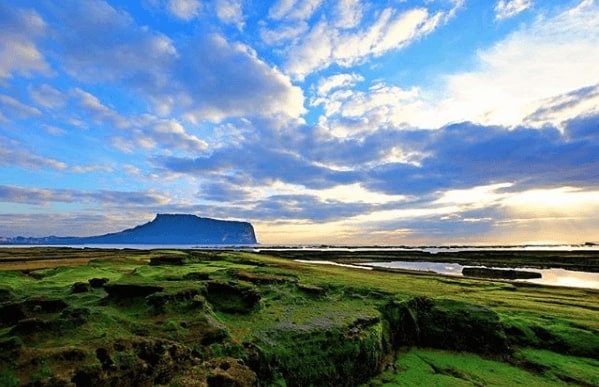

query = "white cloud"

[
  {"left": 167, "top": 0, "right": 202, "bottom": 20},
  {"left": 0, "top": 7, "right": 51, "bottom": 78},
  {"left": 283, "top": 4, "right": 459, "bottom": 79},
  {"left": 502, "top": 186, "right": 599, "bottom": 216},
  {"left": 0, "top": 138, "right": 67, "bottom": 170},
  {"left": 49, "top": 1, "right": 177, "bottom": 83},
  {"left": 215, "top": 0, "right": 244, "bottom": 29},
  {"left": 71, "top": 88, "right": 130, "bottom": 129},
  {"left": 523, "top": 84, "right": 599, "bottom": 130},
  {"left": 29, "top": 84, "right": 66, "bottom": 109},
  {"left": 175, "top": 34, "right": 306, "bottom": 122},
  {"left": 332, "top": 1, "right": 599, "bottom": 131},
  {"left": 437, "top": 0, "right": 599, "bottom": 128},
  {"left": 260, "top": 22, "right": 309, "bottom": 45},
  {"left": 268, "top": 0, "right": 322, "bottom": 21},
  {"left": 318, "top": 82, "right": 427, "bottom": 136},
  {"left": 435, "top": 183, "right": 512, "bottom": 207},
  {"left": 43, "top": 125, "right": 67, "bottom": 136},
  {"left": 495, "top": 0, "right": 533, "bottom": 20},
  {"left": 334, "top": 0, "right": 364, "bottom": 29},
  {"left": 151, "top": 119, "right": 208, "bottom": 153},
  {"left": 0, "top": 94, "right": 42, "bottom": 119},
  {"left": 109, "top": 115, "right": 208, "bottom": 155},
  {"left": 302, "top": 1, "right": 599, "bottom": 132},
  {"left": 313, "top": 73, "right": 364, "bottom": 99},
  {"left": 283, "top": 20, "right": 334, "bottom": 80}
]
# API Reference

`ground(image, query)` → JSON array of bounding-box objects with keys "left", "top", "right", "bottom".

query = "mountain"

[{"left": 2, "top": 214, "right": 258, "bottom": 245}]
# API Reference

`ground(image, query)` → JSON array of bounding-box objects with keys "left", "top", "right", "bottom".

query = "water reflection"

[
  {"left": 295, "top": 259, "right": 372, "bottom": 270},
  {"left": 354, "top": 261, "right": 599, "bottom": 289},
  {"left": 361, "top": 261, "right": 464, "bottom": 276},
  {"left": 517, "top": 268, "right": 599, "bottom": 289}
]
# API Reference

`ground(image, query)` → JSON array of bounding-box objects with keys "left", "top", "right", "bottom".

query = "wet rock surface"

[
  {"left": 89, "top": 278, "right": 110, "bottom": 288},
  {"left": 462, "top": 267, "right": 542, "bottom": 279},
  {"left": 72, "top": 282, "right": 92, "bottom": 293},
  {"left": 103, "top": 283, "right": 164, "bottom": 298}
]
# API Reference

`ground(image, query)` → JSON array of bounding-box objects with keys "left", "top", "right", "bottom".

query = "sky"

[{"left": 1, "top": 0, "right": 599, "bottom": 245}]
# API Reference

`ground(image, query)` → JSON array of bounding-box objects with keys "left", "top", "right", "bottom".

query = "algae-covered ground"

[{"left": 0, "top": 248, "right": 598, "bottom": 386}]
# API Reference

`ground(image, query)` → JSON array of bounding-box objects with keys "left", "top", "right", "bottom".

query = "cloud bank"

[{"left": 1, "top": 0, "right": 598, "bottom": 245}]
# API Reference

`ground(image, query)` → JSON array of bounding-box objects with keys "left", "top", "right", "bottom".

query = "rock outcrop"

[{"left": 2, "top": 214, "right": 258, "bottom": 245}]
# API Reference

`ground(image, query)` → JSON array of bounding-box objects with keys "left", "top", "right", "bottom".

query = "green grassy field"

[{"left": 0, "top": 248, "right": 598, "bottom": 386}]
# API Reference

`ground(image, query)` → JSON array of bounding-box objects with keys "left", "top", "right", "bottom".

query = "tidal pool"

[{"left": 351, "top": 261, "right": 599, "bottom": 289}]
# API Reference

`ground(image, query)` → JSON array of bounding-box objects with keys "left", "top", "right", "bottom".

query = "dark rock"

[
  {"left": 149, "top": 255, "right": 187, "bottom": 266},
  {"left": 183, "top": 272, "right": 211, "bottom": 281},
  {"left": 104, "top": 283, "right": 164, "bottom": 298},
  {"left": 146, "top": 289, "right": 204, "bottom": 311},
  {"left": 462, "top": 267, "right": 542, "bottom": 279},
  {"left": 201, "top": 326, "right": 230, "bottom": 346},
  {"left": 0, "top": 303, "right": 27, "bottom": 327},
  {"left": 0, "top": 336, "right": 23, "bottom": 364},
  {"left": 71, "top": 365, "right": 109, "bottom": 387},
  {"left": 23, "top": 297, "right": 68, "bottom": 313},
  {"left": 56, "top": 348, "right": 86, "bottom": 361},
  {"left": 24, "top": 298, "right": 68, "bottom": 313},
  {"left": 205, "top": 281, "right": 261, "bottom": 314},
  {"left": 297, "top": 283, "right": 326, "bottom": 296},
  {"left": 0, "top": 287, "right": 14, "bottom": 302},
  {"left": 72, "top": 282, "right": 92, "bottom": 293},
  {"left": 381, "top": 296, "right": 510, "bottom": 355},
  {"left": 206, "top": 357, "right": 257, "bottom": 387},
  {"left": 230, "top": 270, "right": 290, "bottom": 284},
  {"left": 1, "top": 298, "right": 68, "bottom": 327},
  {"left": 57, "top": 307, "right": 90, "bottom": 329},
  {"left": 10, "top": 317, "right": 49, "bottom": 335},
  {"left": 89, "top": 278, "right": 109, "bottom": 288},
  {"left": 96, "top": 347, "right": 116, "bottom": 371},
  {"left": 349, "top": 316, "right": 381, "bottom": 330}
]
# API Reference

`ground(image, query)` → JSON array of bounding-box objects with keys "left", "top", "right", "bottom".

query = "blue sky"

[{"left": 1, "top": 0, "right": 599, "bottom": 245}]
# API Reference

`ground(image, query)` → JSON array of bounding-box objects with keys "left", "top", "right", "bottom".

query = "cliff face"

[{"left": 4, "top": 214, "right": 258, "bottom": 245}]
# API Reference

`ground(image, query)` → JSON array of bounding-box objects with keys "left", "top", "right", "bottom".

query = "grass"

[
  {"left": 0, "top": 247, "right": 598, "bottom": 386},
  {"left": 513, "top": 348, "right": 599, "bottom": 385},
  {"left": 368, "top": 348, "right": 564, "bottom": 386}
]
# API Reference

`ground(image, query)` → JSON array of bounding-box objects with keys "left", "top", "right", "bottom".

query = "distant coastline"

[{"left": 0, "top": 214, "right": 258, "bottom": 245}]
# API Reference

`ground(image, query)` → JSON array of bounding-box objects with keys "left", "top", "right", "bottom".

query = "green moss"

[
  {"left": 0, "top": 370, "right": 19, "bottom": 387},
  {"left": 514, "top": 349, "right": 599, "bottom": 385},
  {"left": 1, "top": 248, "right": 599, "bottom": 386},
  {"left": 369, "top": 348, "right": 564, "bottom": 386},
  {"left": 250, "top": 316, "right": 384, "bottom": 386},
  {"left": 30, "top": 365, "right": 53, "bottom": 383},
  {"left": 501, "top": 313, "right": 599, "bottom": 358}
]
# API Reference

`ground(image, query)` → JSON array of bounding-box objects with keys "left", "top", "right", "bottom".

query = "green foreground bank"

[{"left": 0, "top": 248, "right": 598, "bottom": 386}]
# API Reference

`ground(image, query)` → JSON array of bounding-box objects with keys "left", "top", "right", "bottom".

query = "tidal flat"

[{"left": 0, "top": 248, "right": 598, "bottom": 386}]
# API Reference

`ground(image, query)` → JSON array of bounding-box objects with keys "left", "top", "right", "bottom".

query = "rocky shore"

[{"left": 0, "top": 248, "right": 598, "bottom": 386}]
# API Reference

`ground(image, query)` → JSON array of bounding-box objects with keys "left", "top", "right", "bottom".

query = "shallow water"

[{"left": 354, "top": 261, "right": 599, "bottom": 289}]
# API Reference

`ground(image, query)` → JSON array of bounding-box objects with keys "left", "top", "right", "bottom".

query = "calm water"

[{"left": 353, "top": 261, "right": 599, "bottom": 289}]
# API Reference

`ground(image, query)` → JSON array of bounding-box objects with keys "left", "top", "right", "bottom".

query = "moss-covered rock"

[
  {"left": 382, "top": 296, "right": 510, "bottom": 355},
  {"left": 72, "top": 282, "right": 91, "bottom": 293},
  {"left": 251, "top": 316, "right": 385, "bottom": 386},
  {"left": 205, "top": 357, "right": 257, "bottom": 387},
  {"left": 104, "top": 283, "right": 164, "bottom": 298},
  {"left": 204, "top": 281, "right": 261, "bottom": 314}
]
